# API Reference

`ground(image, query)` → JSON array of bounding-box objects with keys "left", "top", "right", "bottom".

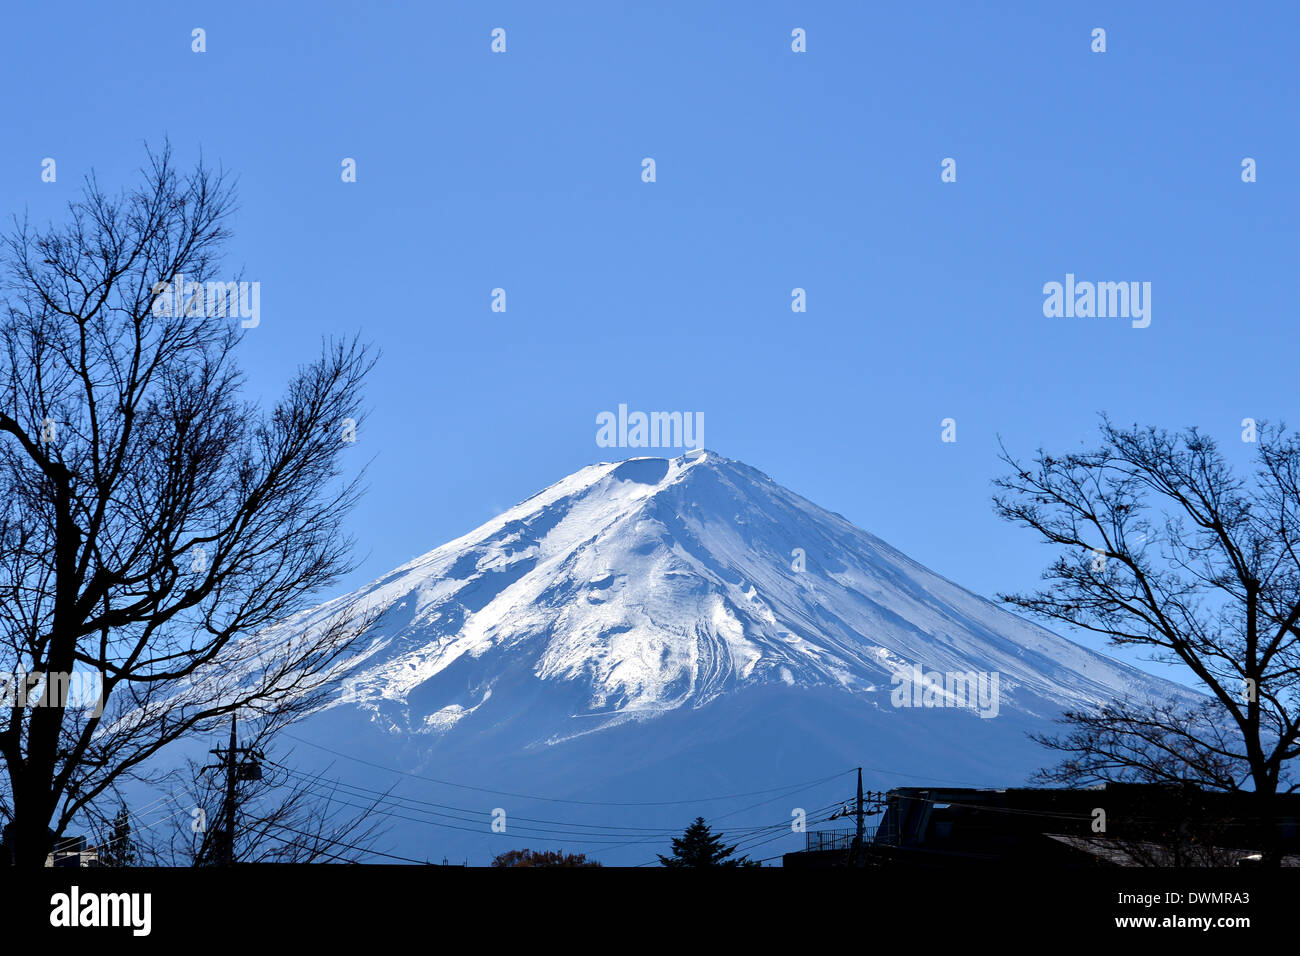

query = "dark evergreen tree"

[
  {"left": 98, "top": 803, "right": 136, "bottom": 867},
  {"left": 658, "top": 816, "right": 759, "bottom": 867}
]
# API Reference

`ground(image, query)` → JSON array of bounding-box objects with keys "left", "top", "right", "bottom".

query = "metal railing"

[{"left": 805, "top": 827, "right": 877, "bottom": 852}]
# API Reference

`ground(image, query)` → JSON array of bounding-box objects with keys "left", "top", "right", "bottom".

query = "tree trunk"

[{"left": 9, "top": 782, "right": 56, "bottom": 867}]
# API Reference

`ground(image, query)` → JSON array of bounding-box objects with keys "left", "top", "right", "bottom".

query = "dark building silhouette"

[{"left": 785, "top": 783, "right": 1300, "bottom": 867}]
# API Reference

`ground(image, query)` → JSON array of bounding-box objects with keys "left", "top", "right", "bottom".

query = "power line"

[
  {"left": 266, "top": 759, "right": 718, "bottom": 834},
  {"left": 267, "top": 758, "right": 850, "bottom": 860},
  {"left": 262, "top": 819, "right": 432, "bottom": 865},
  {"left": 86, "top": 798, "right": 194, "bottom": 855},
  {"left": 281, "top": 730, "right": 854, "bottom": 807},
  {"left": 277, "top": 780, "right": 778, "bottom": 848},
  {"left": 272, "top": 772, "right": 671, "bottom": 846},
  {"left": 279, "top": 759, "right": 848, "bottom": 836}
]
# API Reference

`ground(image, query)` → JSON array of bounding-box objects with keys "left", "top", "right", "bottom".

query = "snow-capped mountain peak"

[{"left": 284, "top": 450, "right": 1191, "bottom": 739}]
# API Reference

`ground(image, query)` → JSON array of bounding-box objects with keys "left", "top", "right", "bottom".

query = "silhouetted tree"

[
  {"left": 994, "top": 417, "right": 1300, "bottom": 863},
  {"left": 0, "top": 143, "right": 375, "bottom": 866},
  {"left": 658, "top": 816, "right": 759, "bottom": 867},
  {"left": 491, "top": 848, "right": 601, "bottom": 867},
  {"left": 96, "top": 802, "right": 136, "bottom": 867}
]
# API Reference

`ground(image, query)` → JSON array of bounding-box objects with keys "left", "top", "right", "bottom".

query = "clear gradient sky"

[{"left": 3, "top": 1, "right": 1296, "bottom": 687}]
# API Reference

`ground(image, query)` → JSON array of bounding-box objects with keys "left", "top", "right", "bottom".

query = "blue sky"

[{"left": 2, "top": 1, "right": 1296, "bottom": 686}]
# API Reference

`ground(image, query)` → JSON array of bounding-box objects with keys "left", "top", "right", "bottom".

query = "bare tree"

[
  {"left": 994, "top": 416, "right": 1300, "bottom": 862},
  {"left": 136, "top": 706, "right": 391, "bottom": 866},
  {"left": 0, "top": 143, "right": 376, "bottom": 866}
]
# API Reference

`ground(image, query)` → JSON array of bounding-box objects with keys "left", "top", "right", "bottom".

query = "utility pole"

[
  {"left": 855, "top": 767, "right": 865, "bottom": 851},
  {"left": 832, "top": 768, "right": 884, "bottom": 867},
  {"left": 219, "top": 717, "right": 238, "bottom": 866},
  {"left": 203, "top": 715, "right": 263, "bottom": 866},
  {"left": 847, "top": 767, "right": 866, "bottom": 867}
]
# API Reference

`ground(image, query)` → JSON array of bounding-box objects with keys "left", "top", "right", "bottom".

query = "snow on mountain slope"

[
  {"left": 278, "top": 450, "right": 1194, "bottom": 740},
  {"left": 242, "top": 450, "right": 1205, "bottom": 864}
]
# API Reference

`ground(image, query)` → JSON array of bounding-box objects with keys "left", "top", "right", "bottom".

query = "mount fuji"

[{"left": 263, "top": 450, "right": 1197, "bottom": 865}]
